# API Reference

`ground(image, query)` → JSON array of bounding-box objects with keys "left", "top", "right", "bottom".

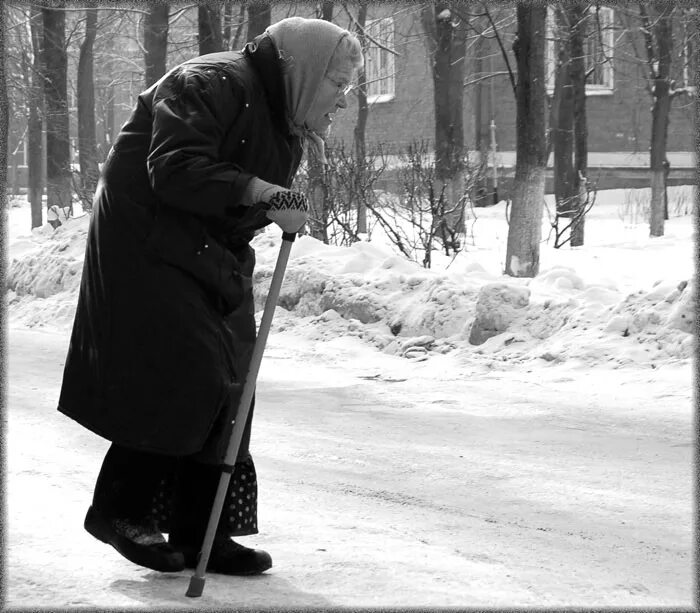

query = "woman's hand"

[{"left": 264, "top": 190, "right": 309, "bottom": 234}]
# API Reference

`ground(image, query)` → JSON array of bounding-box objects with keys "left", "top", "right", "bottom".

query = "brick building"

[{"left": 322, "top": 3, "right": 696, "bottom": 191}]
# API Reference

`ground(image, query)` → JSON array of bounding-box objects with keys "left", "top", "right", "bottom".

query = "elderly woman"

[{"left": 58, "top": 17, "right": 363, "bottom": 575}]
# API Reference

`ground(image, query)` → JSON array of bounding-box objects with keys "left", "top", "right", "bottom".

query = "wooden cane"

[{"left": 186, "top": 231, "right": 296, "bottom": 597}]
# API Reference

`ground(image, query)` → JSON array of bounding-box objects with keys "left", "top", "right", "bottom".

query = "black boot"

[
  {"left": 173, "top": 535, "right": 272, "bottom": 575},
  {"left": 85, "top": 505, "right": 185, "bottom": 572}
]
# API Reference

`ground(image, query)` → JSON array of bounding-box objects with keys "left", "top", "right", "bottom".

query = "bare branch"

[
  {"left": 341, "top": 3, "right": 400, "bottom": 56},
  {"left": 463, "top": 70, "right": 511, "bottom": 87},
  {"left": 638, "top": 4, "right": 658, "bottom": 78},
  {"left": 481, "top": 2, "right": 516, "bottom": 96}
]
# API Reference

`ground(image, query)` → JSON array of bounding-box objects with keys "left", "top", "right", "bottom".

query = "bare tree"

[
  {"left": 77, "top": 5, "right": 99, "bottom": 210},
  {"left": 569, "top": 3, "right": 587, "bottom": 247},
  {"left": 460, "top": 5, "right": 518, "bottom": 207},
  {"left": 353, "top": 0, "right": 369, "bottom": 236},
  {"left": 144, "top": 3, "right": 169, "bottom": 87},
  {"left": 550, "top": 3, "right": 589, "bottom": 247},
  {"left": 303, "top": 1, "right": 333, "bottom": 243},
  {"left": 42, "top": 4, "right": 72, "bottom": 216},
  {"left": 616, "top": 5, "right": 696, "bottom": 235},
  {"left": 505, "top": 3, "right": 547, "bottom": 278},
  {"left": 640, "top": 2, "right": 674, "bottom": 237},
  {"left": 223, "top": 2, "right": 247, "bottom": 50},
  {"left": 551, "top": 6, "right": 575, "bottom": 220},
  {"left": 198, "top": 3, "right": 223, "bottom": 55},
  {"left": 421, "top": 2, "right": 469, "bottom": 237},
  {"left": 12, "top": 5, "right": 46, "bottom": 228},
  {"left": 319, "top": 0, "right": 333, "bottom": 22},
  {"left": 470, "top": 29, "right": 490, "bottom": 206},
  {"left": 6, "top": 3, "right": 47, "bottom": 226},
  {"left": 246, "top": 1, "right": 270, "bottom": 42},
  {"left": 28, "top": 5, "right": 45, "bottom": 227}
]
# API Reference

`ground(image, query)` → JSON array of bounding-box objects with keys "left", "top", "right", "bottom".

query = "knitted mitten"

[{"left": 265, "top": 190, "right": 309, "bottom": 234}]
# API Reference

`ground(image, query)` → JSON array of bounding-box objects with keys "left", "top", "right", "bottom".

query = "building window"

[
  {"left": 365, "top": 17, "right": 395, "bottom": 103},
  {"left": 681, "top": 17, "right": 697, "bottom": 93},
  {"left": 545, "top": 7, "right": 614, "bottom": 95}
]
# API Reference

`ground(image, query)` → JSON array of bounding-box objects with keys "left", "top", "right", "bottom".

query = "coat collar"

[{"left": 244, "top": 33, "right": 292, "bottom": 137}]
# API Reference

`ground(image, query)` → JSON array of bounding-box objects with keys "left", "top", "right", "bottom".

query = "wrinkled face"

[{"left": 304, "top": 61, "right": 355, "bottom": 135}]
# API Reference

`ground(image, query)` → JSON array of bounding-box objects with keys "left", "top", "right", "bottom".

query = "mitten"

[{"left": 265, "top": 190, "right": 309, "bottom": 234}]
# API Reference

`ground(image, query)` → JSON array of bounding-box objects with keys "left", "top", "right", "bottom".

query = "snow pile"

[
  {"left": 6, "top": 213, "right": 90, "bottom": 329},
  {"left": 5, "top": 187, "right": 695, "bottom": 368},
  {"left": 253, "top": 236, "right": 476, "bottom": 339}
]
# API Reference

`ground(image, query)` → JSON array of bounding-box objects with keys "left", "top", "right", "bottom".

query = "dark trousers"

[{"left": 92, "top": 401, "right": 258, "bottom": 546}]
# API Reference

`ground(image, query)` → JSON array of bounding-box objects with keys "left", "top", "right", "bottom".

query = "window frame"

[
  {"left": 545, "top": 6, "right": 615, "bottom": 96},
  {"left": 364, "top": 16, "right": 396, "bottom": 104},
  {"left": 681, "top": 17, "right": 697, "bottom": 93}
]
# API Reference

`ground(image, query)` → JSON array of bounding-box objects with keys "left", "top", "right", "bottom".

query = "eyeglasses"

[{"left": 325, "top": 75, "right": 354, "bottom": 96}]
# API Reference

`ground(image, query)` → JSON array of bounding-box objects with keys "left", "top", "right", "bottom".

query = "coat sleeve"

[{"left": 146, "top": 65, "right": 255, "bottom": 219}]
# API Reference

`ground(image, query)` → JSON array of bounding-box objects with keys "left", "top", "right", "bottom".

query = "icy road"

[{"left": 6, "top": 326, "right": 694, "bottom": 608}]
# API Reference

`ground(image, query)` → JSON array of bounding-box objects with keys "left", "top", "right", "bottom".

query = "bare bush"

[
  {"left": 367, "top": 141, "right": 480, "bottom": 268},
  {"left": 292, "top": 142, "right": 388, "bottom": 247},
  {"left": 618, "top": 188, "right": 651, "bottom": 226},
  {"left": 544, "top": 172, "right": 597, "bottom": 248}
]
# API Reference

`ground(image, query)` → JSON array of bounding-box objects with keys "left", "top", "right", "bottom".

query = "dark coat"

[{"left": 58, "top": 34, "right": 303, "bottom": 463}]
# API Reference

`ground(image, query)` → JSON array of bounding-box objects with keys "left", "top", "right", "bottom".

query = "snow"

[{"left": 4, "top": 186, "right": 695, "bottom": 607}]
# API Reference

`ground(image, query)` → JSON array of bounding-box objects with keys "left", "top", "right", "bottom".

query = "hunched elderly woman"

[{"left": 58, "top": 17, "right": 363, "bottom": 575}]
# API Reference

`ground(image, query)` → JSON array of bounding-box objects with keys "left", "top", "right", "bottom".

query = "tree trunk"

[
  {"left": 96, "top": 31, "right": 115, "bottom": 159},
  {"left": 42, "top": 4, "right": 72, "bottom": 217},
  {"left": 77, "top": 7, "right": 99, "bottom": 211},
  {"left": 198, "top": 4, "right": 223, "bottom": 55},
  {"left": 569, "top": 3, "right": 588, "bottom": 247},
  {"left": 552, "top": 7, "right": 575, "bottom": 220},
  {"left": 307, "top": 151, "right": 329, "bottom": 243},
  {"left": 648, "top": 1, "right": 673, "bottom": 238},
  {"left": 229, "top": 3, "right": 247, "bottom": 50},
  {"left": 223, "top": 1, "right": 239, "bottom": 50},
  {"left": 472, "top": 35, "right": 491, "bottom": 207},
  {"left": 27, "top": 5, "right": 45, "bottom": 228},
  {"left": 304, "top": 2, "right": 334, "bottom": 243},
  {"left": 314, "top": 1, "right": 334, "bottom": 20},
  {"left": 505, "top": 4, "right": 547, "bottom": 277},
  {"left": 354, "top": 1, "right": 369, "bottom": 236},
  {"left": 247, "top": 2, "right": 271, "bottom": 43},
  {"left": 104, "top": 83, "right": 115, "bottom": 153},
  {"left": 422, "top": 2, "right": 468, "bottom": 235},
  {"left": 144, "top": 4, "right": 169, "bottom": 88}
]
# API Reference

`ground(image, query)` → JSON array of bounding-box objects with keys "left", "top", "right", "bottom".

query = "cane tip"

[{"left": 186, "top": 575, "right": 206, "bottom": 597}]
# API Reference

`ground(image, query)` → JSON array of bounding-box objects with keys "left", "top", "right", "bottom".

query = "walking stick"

[{"left": 186, "top": 230, "right": 297, "bottom": 598}]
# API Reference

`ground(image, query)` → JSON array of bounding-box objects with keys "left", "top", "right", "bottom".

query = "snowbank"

[{"left": 5, "top": 187, "right": 695, "bottom": 368}]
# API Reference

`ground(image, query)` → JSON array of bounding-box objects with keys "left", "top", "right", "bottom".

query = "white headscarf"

[{"left": 266, "top": 17, "right": 349, "bottom": 164}]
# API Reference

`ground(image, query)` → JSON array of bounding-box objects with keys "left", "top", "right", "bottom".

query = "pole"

[{"left": 186, "top": 231, "right": 297, "bottom": 598}]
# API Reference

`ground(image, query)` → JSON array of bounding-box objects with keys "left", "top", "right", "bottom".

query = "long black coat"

[{"left": 58, "top": 35, "right": 303, "bottom": 463}]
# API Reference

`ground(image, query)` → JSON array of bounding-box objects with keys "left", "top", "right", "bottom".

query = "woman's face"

[{"left": 305, "top": 61, "right": 355, "bottom": 135}]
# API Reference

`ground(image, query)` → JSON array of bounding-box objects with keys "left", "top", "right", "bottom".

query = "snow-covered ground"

[{"left": 4, "top": 186, "right": 696, "bottom": 607}]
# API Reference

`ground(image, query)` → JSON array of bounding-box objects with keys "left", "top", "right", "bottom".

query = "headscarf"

[{"left": 266, "top": 17, "right": 350, "bottom": 164}]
